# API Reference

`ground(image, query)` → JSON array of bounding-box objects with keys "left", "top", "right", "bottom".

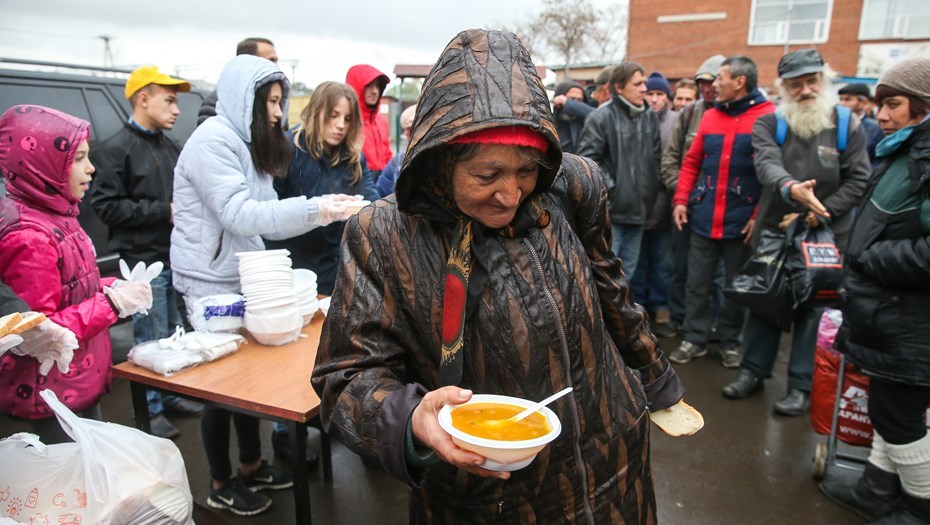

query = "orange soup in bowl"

[{"left": 451, "top": 403, "right": 551, "bottom": 441}]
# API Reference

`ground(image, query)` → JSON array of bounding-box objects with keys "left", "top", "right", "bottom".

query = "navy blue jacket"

[{"left": 267, "top": 130, "right": 379, "bottom": 294}]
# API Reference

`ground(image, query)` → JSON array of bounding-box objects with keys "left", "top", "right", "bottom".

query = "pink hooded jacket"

[{"left": 0, "top": 105, "right": 118, "bottom": 419}]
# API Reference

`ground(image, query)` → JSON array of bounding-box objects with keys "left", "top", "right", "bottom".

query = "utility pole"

[
  {"left": 280, "top": 59, "right": 298, "bottom": 82},
  {"left": 98, "top": 35, "right": 115, "bottom": 68}
]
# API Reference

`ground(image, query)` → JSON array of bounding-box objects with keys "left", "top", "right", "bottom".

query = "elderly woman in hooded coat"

[{"left": 312, "top": 30, "right": 686, "bottom": 524}]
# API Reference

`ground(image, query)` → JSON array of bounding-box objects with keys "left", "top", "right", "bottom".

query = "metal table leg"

[
  {"left": 130, "top": 382, "right": 151, "bottom": 433},
  {"left": 291, "top": 420, "right": 311, "bottom": 524},
  {"left": 320, "top": 429, "right": 332, "bottom": 482}
]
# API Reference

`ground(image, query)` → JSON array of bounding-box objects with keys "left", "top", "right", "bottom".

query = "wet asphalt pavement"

[{"left": 0, "top": 320, "right": 867, "bottom": 525}]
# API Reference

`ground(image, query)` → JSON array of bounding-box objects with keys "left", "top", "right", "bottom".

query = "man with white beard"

[{"left": 721, "top": 49, "right": 871, "bottom": 416}]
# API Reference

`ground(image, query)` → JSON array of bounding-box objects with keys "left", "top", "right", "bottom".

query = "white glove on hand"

[
  {"left": 309, "top": 196, "right": 347, "bottom": 228},
  {"left": 119, "top": 259, "right": 164, "bottom": 284},
  {"left": 11, "top": 319, "right": 78, "bottom": 375},
  {"left": 105, "top": 281, "right": 154, "bottom": 318},
  {"left": 0, "top": 334, "right": 24, "bottom": 358}
]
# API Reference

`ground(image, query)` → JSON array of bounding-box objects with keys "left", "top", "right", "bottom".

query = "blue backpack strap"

[
  {"left": 836, "top": 105, "right": 851, "bottom": 152},
  {"left": 775, "top": 111, "right": 788, "bottom": 147}
]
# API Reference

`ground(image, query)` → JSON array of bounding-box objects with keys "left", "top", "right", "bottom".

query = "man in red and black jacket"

[
  {"left": 670, "top": 56, "right": 775, "bottom": 368},
  {"left": 346, "top": 64, "right": 393, "bottom": 183}
]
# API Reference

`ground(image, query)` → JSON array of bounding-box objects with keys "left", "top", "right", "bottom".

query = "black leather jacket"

[{"left": 577, "top": 95, "right": 662, "bottom": 225}]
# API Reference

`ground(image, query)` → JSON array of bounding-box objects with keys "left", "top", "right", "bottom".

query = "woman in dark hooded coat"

[{"left": 312, "top": 29, "right": 686, "bottom": 524}]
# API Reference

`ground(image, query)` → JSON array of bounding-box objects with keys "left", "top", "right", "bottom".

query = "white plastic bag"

[
  {"left": 128, "top": 329, "right": 246, "bottom": 376},
  {"left": 0, "top": 390, "right": 194, "bottom": 525},
  {"left": 186, "top": 293, "right": 245, "bottom": 333}
]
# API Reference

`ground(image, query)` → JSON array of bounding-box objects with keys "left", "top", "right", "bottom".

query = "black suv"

[{"left": 0, "top": 58, "right": 206, "bottom": 275}]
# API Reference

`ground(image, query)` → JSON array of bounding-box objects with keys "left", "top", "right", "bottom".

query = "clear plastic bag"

[
  {"left": 0, "top": 390, "right": 194, "bottom": 525},
  {"left": 185, "top": 293, "right": 245, "bottom": 333},
  {"left": 128, "top": 328, "right": 246, "bottom": 376}
]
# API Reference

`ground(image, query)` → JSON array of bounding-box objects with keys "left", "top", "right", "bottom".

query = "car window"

[
  {"left": 85, "top": 89, "right": 127, "bottom": 143},
  {"left": 166, "top": 91, "right": 204, "bottom": 146},
  {"left": 0, "top": 84, "right": 92, "bottom": 135},
  {"left": 107, "top": 84, "right": 132, "bottom": 113}
]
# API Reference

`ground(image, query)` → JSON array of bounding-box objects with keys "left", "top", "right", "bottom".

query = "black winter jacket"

[
  {"left": 577, "top": 95, "right": 662, "bottom": 225},
  {"left": 840, "top": 119, "right": 930, "bottom": 385},
  {"left": 197, "top": 90, "right": 218, "bottom": 126},
  {"left": 0, "top": 278, "right": 28, "bottom": 316},
  {"left": 89, "top": 123, "right": 179, "bottom": 267}
]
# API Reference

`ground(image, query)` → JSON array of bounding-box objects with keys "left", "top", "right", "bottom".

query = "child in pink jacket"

[{"left": 0, "top": 105, "right": 151, "bottom": 443}]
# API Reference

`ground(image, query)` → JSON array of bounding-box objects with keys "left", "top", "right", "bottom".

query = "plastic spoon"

[{"left": 485, "top": 387, "right": 573, "bottom": 427}]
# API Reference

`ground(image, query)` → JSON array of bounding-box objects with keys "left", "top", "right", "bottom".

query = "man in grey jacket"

[
  {"left": 577, "top": 62, "right": 662, "bottom": 280},
  {"left": 722, "top": 49, "right": 870, "bottom": 416},
  {"left": 660, "top": 54, "right": 726, "bottom": 338}
]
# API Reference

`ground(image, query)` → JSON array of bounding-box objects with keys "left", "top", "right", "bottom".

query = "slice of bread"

[
  {"left": 9, "top": 312, "right": 46, "bottom": 335},
  {"left": 650, "top": 400, "right": 704, "bottom": 437},
  {"left": 0, "top": 312, "right": 23, "bottom": 338}
]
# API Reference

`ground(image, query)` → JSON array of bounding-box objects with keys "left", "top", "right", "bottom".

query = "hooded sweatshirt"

[
  {"left": 313, "top": 29, "right": 683, "bottom": 525},
  {"left": 171, "top": 55, "right": 324, "bottom": 298},
  {"left": 553, "top": 80, "right": 595, "bottom": 154},
  {"left": 346, "top": 65, "right": 393, "bottom": 172},
  {"left": 0, "top": 105, "right": 118, "bottom": 419}
]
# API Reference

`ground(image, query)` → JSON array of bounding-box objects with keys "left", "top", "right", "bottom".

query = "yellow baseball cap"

[{"left": 125, "top": 66, "right": 191, "bottom": 99}]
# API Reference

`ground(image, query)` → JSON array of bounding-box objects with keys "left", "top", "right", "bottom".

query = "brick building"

[{"left": 627, "top": 0, "right": 930, "bottom": 89}]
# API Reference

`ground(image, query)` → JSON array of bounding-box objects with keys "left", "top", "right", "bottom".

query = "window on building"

[
  {"left": 860, "top": 0, "right": 930, "bottom": 40},
  {"left": 749, "top": 0, "right": 833, "bottom": 45}
]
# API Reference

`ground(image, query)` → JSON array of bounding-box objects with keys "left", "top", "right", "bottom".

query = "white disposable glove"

[
  {"left": 119, "top": 259, "right": 164, "bottom": 284},
  {"left": 0, "top": 334, "right": 24, "bottom": 358},
  {"left": 308, "top": 196, "right": 347, "bottom": 228},
  {"left": 105, "top": 280, "right": 154, "bottom": 318},
  {"left": 10, "top": 318, "right": 79, "bottom": 375}
]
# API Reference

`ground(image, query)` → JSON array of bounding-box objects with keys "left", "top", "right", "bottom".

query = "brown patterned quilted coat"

[{"left": 312, "top": 29, "right": 685, "bottom": 524}]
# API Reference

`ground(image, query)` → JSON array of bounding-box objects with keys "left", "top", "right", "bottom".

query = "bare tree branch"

[{"left": 494, "top": 0, "right": 628, "bottom": 77}]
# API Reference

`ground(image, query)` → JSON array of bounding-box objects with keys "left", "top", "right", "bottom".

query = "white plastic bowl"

[
  {"left": 293, "top": 268, "right": 318, "bottom": 289},
  {"left": 236, "top": 249, "right": 290, "bottom": 260},
  {"left": 438, "top": 393, "right": 562, "bottom": 472},
  {"left": 248, "top": 327, "right": 301, "bottom": 346},
  {"left": 318, "top": 297, "right": 331, "bottom": 316},
  {"left": 246, "top": 299, "right": 299, "bottom": 315},
  {"left": 244, "top": 308, "right": 301, "bottom": 346},
  {"left": 298, "top": 298, "right": 319, "bottom": 315}
]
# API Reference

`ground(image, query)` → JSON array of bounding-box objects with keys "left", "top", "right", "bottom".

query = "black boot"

[
  {"left": 819, "top": 463, "right": 901, "bottom": 521},
  {"left": 722, "top": 369, "right": 764, "bottom": 399},
  {"left": 773, "top": 388, "right": 811, "bottom": 416},
  {"left": 870, "top": 493, "right": 930, "bottom": 524}
]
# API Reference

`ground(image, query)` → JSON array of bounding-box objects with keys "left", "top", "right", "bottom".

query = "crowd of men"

[{"left": 569, "top": 49, "right": 875, "bottom": 418}]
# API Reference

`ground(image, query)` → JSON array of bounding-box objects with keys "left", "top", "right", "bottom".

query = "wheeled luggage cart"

[{"left": 811, "top": 352, "right": 869, "bottom": 479}]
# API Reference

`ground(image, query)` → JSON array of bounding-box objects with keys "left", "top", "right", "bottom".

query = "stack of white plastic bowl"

[
  {"left": 292, "top": 268, "right": 319, "bottom": 326},
  {"left": 237, "top": 249, "right": 302, "bottom": 346}
]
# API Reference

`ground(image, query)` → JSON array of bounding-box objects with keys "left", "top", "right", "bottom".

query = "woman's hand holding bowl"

[{"left": 411, "top": 386, "right": 511, "bottom": 480}]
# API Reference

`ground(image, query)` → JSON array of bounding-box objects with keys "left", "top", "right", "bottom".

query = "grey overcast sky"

[{"left": 0, "top": 0, "right": 625, "bottom": 88}]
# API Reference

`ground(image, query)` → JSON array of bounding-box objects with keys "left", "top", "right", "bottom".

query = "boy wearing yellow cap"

[{"left": 90, "top": 66, "right": 201, "bottom": 438}]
